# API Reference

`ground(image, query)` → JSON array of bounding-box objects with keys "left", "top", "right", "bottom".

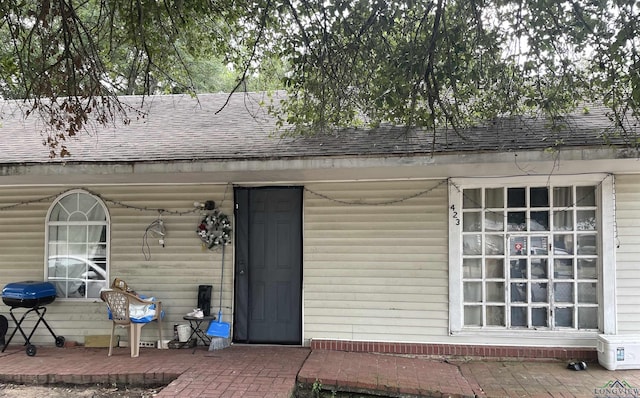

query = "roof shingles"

[{"left": 0, "top": 93, "right": 629, "bottom": 164}]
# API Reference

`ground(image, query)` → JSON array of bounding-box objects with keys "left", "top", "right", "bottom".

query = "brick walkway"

[
  {"left": 300, "top": 350, "right": 640, "bottom": 398},
  {"left": 157, "top": 346, "right": 309, "bottom": 397},
  {"left": 0, "top": 345, "right": 309, "bottom": 398},
  {"left": 459, "top": 359, "right": 640, "bottom": 398},
  {"left": 298, "top": 350, "right": 483, "bottom": 397},
  {"left": 1, "top": 344, "right": 640, "bottom": 397}
]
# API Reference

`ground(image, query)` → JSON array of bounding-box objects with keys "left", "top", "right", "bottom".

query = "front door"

[{"left": 233, "top": 187, "right": 302, "bottom": 344}]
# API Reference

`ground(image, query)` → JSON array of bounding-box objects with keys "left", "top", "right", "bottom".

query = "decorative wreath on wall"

[{"left": 197, "top": 208, "right": 232, "bottom": 249}]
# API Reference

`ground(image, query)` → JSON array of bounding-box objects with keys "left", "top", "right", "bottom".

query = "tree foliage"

[{"left": 1, "top": 0, "right": 639, "bottom": 157}]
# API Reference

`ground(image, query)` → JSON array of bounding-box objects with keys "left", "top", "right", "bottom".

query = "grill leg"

[
  {"left": 30, "top": 307, "right": 61, "bottom": 341},
  {"left": 2, "top": 307, "right": 35, "bottom": 352},
  {"left": 1, "top": 306, "right": 64, "bottom": 355},
  {"left": 25, "top": 307, "right": 46, "bottom": 343}
]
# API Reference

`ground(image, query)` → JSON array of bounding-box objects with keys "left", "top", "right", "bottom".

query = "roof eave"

[{"left": 0, "top": 145, "right": 637, "bottom": 186}]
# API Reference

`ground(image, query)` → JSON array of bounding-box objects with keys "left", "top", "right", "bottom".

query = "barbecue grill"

[{"left": 1, "top": 281, "right": 65, "bottom": 356}]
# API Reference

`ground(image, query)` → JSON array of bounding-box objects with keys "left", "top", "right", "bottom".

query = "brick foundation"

[{"left": 310, "top": 339, "right": 598, "bottom": 361}]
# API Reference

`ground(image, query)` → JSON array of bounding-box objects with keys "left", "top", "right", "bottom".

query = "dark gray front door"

[{"left": 233, "top": 187, "right": 302, "bottom": 344}]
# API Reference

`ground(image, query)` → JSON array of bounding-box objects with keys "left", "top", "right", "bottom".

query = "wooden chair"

[{"left": 100, "top": 289, "right": 163, "bottom": 357}]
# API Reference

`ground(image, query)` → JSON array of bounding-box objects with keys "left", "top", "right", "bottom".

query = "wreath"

[{"left": 197, "top": 208, "right": 232, "bottom": 249}]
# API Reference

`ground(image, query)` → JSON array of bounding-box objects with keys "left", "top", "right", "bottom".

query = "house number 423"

[{"left": 450, "top": 205, "right": 460, "bottom": 225}]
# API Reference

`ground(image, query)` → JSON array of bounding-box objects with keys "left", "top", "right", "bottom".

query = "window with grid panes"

[
  {"left": 460, "top": 185, "right": 598, "bottom": 330},
  {"left": 45, "top": 190, "right": 110, "bottom": 299}
]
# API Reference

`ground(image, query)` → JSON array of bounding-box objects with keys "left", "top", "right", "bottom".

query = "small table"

[{"left": 182, "top": 315, "right": 216, "bottom": 346}]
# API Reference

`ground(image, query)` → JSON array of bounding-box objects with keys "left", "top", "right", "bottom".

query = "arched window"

[{"left": 46, "top": 190, "right": 109, "bottom": 299}]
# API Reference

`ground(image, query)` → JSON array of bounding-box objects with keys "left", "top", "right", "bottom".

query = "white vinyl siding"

[
  {"left": 303, "top": 180, "right": 450, "bottom": 343},
  {"left": 611, "top": 174, "right": 640, "bottom": 334},
  {"left": 0, "top": 184, "right": 233, "bottom": 345},
  {"left": 1, "top": 173, "right": 631, "bottom": 349}
]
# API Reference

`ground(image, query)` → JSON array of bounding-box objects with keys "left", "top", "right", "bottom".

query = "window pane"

[
  {"left": 578, "top": 283, "right": 597, "bottom": 304},
  {"left": 484, "top": 211, "right": 504, "bottom": 231},
  {"left": 530, "top": 236, "right": 548, "bottom": 254},
  {"left": 530, "top": 187, "right": 549, "bottom": 207},
  {"left": 553, "top": 211, "right": 573, "bottom": 231},
  {"left": 464, "top": 282, "right": 482, "bottom": 302},
  {"left": 485, "top": 235, "right": 504, "bottom": 255},
  {"left": 554, "top": 282, "right": 574, "bottom": 303},
  {"left": 577, "top": 234, "right": 597, "bottom": 255},
  {"left": 464, "top": 306, "right": 482, "bottom": 326},
  {"left": 463, "top": 235, "right": 482, "bottom": 255},
  {"left": 554, "top": 259, "right": 574, "bottom": 279},
  {"left": 576, "top": 186, "right": 595, "bottom": 206},
  {"left": 487, "top": 306, "right": 505, "bottom": 326},
  {"left": 530, "top": 211, "right": 549, "bottom": 231},
  {"left": 68, "top": 244, "right": 88, "bottom": 256},
  {"left": 553, "top": 187, "right": 572, "bottom": 207},
  {"left": 87, "top": 225, "right": 106, "bottom": 243},
  {"left": 578, "top": 307, "right": 598, "bottom": 329},
  {"left": 507, "top": 188, "right": 525, "bottom": 207},
  {"left": 577, "top": 258, "right": 597, "bottom": 279},
  {"left": 485, "top": 188, "right": 503, "bottom": 208},
  {"left": 531, "top": 283, "right": 548, "bottom": 302},
  {"left": 577, "top": 210, "right": 596, "bottom": 231},
  {"left": 486, "top": 282, "right": 504, "bottom": 302},
  {"left": 87, "top": 204, "right": 106, "bottom": 221},
  {"left": 507, "top": 212, "right": 526, "bottom": 231},
  {"left": 486, "top": 259, "right": 504, "bottom": 278},
  {"left": 48, "top": 243, "right": 67, "bottom": 256},
  {"left": 68, "top": 212, "right": 88, "bottom": 222},
  {"left": 463, "top": 258, "right": 482, "bottom": 278},
  {"left": 532, "top": 307, "right": 548, "bottom": 327},
  {"left": 511, "top": 307, "right": 527, "bottom": 327},
  {"left": 510, "top": 259, "right": 527, "bottom": 279},
  {"left": 59, "top": 194, "right": 78, "bottom": 212},
  {"left": 78, "top": 194, "right": 97, "bottom": 214},
  {"left": 49, "top": 225, "right": 67, "bottom": 241},
  {"left": 531, "top": 259, "right": 548, "bottom": 279},
  {"left": 511, "top": 283, "right": 528, "bottom": 302},
  {"left": 90, "top": 243, "right": 107, "bottom": 260},
  {"left": 554, "top": 234, "right": 574, "bottom": 254},
  {"left": 49, "top": 204, "right": 70, "bottom": 222},
  {"left": 68, "top": 225, "right": 87, "bottom": 243},
  {"left": 554, "top": 307, "right": 573, "bottom": 327},
  {"left": 509, "top": 236, "right": 527, "bottom": 255},
  {"left": 463, "top": 212, "right": 481, "bottom": 232},
  {"left": 463, "top": 189, "right": 481, "bottom": 209},
  {"left": 91, "top": 250, "right": 107, "bottom": 270}
]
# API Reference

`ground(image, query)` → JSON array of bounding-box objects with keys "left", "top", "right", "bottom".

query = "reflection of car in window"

[
  {"left": 47, "top": 255, "right": 107, "bottom": 298},
  {"left": 530, "top": 247, "right": 570, "bottom": 256}
]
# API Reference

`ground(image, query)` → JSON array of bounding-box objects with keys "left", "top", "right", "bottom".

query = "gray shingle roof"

[{"left": 0, "top": 93, "right": 631, "bottom": 165}]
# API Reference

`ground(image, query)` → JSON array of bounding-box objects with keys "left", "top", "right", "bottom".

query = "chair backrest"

[{"left": 100, "top": 290, "right": 132, "bottom": 325}]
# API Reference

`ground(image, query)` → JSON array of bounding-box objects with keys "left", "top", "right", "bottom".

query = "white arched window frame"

[{"left": 45, "top": 189, "right": 110, "bottom": 300}]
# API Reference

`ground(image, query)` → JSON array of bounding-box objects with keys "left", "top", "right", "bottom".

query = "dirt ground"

[{"left": 0, "top": 383, "right": 163, "bottom": 397}]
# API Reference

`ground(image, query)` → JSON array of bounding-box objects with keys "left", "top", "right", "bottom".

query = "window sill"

[{"left": 451, "top": 328, "right": 599, "bottom": 340}]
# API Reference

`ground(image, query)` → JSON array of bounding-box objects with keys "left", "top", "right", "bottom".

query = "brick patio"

[{"left": 1, "top": 343, "right": 640, "bottom": 397}]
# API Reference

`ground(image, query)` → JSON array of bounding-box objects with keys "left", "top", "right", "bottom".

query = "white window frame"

[
  {"left": 448, "top": 174, "right": 616, "bottom": 336},
  {"left": 45, "top": 189, "right": 110, "bottom": 301}
]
